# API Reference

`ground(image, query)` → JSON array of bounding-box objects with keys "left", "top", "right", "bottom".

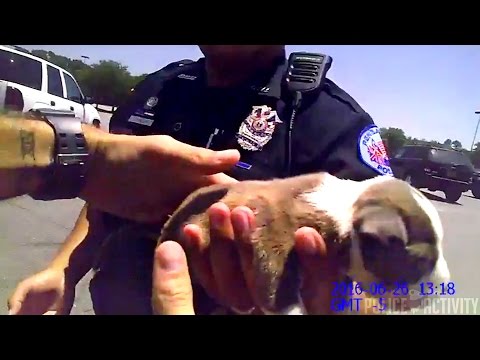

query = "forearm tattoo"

[
  {"left": 19, "top": 130, "right": 36, "bottom": 160},
  {"left": 0, "top": 113, "right": 53, "bottom": 167}
]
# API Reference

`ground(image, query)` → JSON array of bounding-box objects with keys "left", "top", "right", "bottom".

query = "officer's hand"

[
  {"left": 82, "top": 134, "right": 239, "bottom": 223},
  {"left": 7, "top": 267, "right": 75, "bottom": 315},
  {"left": 152, "top": 241, "right": 195, "bottom": 315},
  {"left": 183, "top": 203, "right": 339, "bottom": 314},
  {"left": 294, "top": 226, "right": 339, "bottom": 314}
]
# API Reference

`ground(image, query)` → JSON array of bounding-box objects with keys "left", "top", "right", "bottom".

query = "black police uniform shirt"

[{"left": 104, "top": 55, "right": 393, "bottom": 232}]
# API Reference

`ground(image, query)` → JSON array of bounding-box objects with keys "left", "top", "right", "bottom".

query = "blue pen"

[{"left": 235, "top": 161, "right": 252, "bottom": 170}]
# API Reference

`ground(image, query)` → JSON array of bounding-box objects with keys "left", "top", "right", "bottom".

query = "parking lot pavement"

[
  {"left": 98, "top": 110, "right": 112, "bottom": 132},
  {"left": 0, "top": 196, "right": 94, "bottom": 314},
  {"left": 0, "top": 190, "right": 479, "bottom": 315}
]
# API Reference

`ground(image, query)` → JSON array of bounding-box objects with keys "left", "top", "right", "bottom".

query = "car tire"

[
  {"left": 444, "top": 188, "right": 462, "bottom": 203},
  {"left": 472, "top": 185, "right": 480, "bottom": 199},
  {"left": 403, "top": 173, "right": 416, "bottom": 187}
]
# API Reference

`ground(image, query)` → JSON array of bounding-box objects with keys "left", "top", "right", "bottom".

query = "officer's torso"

[
  {"left": 116, "top": 60, "right": 292, "bottom": 181},
  {"left": 106, "top": 56, "right": 382, "bottom": 232}
]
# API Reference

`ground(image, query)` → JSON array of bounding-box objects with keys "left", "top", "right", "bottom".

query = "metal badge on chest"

[
  {"left": 127, "top": 96, "right": 159, "bottom": 127},
  {"left": 145, "top": 96, "right": 158, "bottom": 109},
  {"left": 236, "top": 105, "right": 282, "bottom": 151}
]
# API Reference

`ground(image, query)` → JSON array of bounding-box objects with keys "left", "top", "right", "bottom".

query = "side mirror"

[{"left": 84, "top": 96, "right": 94, "bottom": 104}]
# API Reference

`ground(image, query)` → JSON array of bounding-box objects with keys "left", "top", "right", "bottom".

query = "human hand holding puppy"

[
  {"left": 152, "top": 203, "right": 336, "bottom": 315},
  {"left": 153, "top": 171, "right": 448, "bottom": 315}
]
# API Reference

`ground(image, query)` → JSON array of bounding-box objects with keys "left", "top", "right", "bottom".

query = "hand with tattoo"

[{"left": 0, "top": 112, "right": 240, "bottom": 222}]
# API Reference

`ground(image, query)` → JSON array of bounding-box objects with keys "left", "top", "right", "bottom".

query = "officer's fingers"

[
  {"left": 294, "top": 227, "right": 336, "bottom": 315},
  {"left": 7, "top": 284, "right": 27, "bottom": 315},
  {"left": 152, "top": 241, "right": 195, "bottom": 315},
  {"left": 230, "top": 206, "right": 259, "bottom": 308},
  {"left": 188, "top": 148, "right": 240, "bottom": 174},
  {"left": 7, "top": 299, "right": 22, "bottom": 315},
  {"left": 160, "top": 137, "right": 240, "bottom": 174},
  {"left": 182, "top": 224, "right": 219, "bottom": 300},
  {"left": 207, "top": 203, "right": 253, "bottom": 311},
  {"left": 205, "top": 173, "right": 239, "bottom": 185}
]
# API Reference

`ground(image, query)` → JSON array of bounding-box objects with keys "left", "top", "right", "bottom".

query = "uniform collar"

[
  {"left": 190, "top": 54, "right": 287, "bottom": 100},
  {"left": 247, "top": 54, "right": 287, "bottom": 100}
]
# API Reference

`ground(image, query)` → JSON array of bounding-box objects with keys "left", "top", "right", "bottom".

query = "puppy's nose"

[
  {"left": 359, "top": 233, "right": 437, "bottom": 286},
  {"left": 359, "top": 232, "right": 415, "bottom": 280}
]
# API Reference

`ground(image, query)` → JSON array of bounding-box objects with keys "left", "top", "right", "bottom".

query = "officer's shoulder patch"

[
  {"left": 324, "top": 79, "right": 365, "bottom": 114},
  {"left": 156, "top": 59, "right": 196, "bottom": 73},
  {"left": 141, "top": 59, "right": 197, "bottom": 83},
  {"left": 358, "top": 124, "right": 394, "bottom": 176}
]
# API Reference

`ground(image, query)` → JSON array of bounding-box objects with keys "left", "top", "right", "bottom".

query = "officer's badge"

[
  {"left": 236, "top": 105, "right": 282, "bottom": 151},
  {"left": 144, "top": 96, "right": 158, "bottom": 109}
]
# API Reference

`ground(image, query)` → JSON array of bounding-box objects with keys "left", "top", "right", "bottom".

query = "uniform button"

[{"left": 173, "top": 122, "right": 182, "bottom": 131}]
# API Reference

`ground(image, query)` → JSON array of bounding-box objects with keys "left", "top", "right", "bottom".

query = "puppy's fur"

[{"left": 157, "top": 172, "right": 450, "bottom": 315}]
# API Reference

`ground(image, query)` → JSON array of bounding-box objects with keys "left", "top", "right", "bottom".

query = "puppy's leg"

[{"left": 241, "top": 204, "right": 300, "bottom": 315}]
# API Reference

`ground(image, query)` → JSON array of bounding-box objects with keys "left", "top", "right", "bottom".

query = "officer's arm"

[
  {"left": 48, "top": 204, "right": 107, "bottom": 284},
  {"left": 0, "top": 113, "right": 104, "bottom": 199},
  {"left": 320, "top": 112, "right": 392, "bottom": 181}
]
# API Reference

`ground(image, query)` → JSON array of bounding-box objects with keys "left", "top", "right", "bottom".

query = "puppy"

[{"left": 157, "top": 172, "right": 451, "bottom": 315}]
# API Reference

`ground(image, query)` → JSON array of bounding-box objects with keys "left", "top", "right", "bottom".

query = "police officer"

[{"left": 9, "top": 45, "right": 392, "bottom": 315}]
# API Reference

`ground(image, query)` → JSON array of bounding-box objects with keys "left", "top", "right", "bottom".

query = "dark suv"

[
  {"left": 471, "top": 169, "right": 480, "bottom": 199},
  {"left": 390, "top": 145, "right": 474, "bottom": 203}
]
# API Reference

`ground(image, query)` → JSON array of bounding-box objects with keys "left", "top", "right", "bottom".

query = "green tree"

[
  {"left": 470, "top": 142, "right": 480, "bottom": 167},
  {"left": 380, "top": 127, "right": 407, "bottom": 156},
  {"left": 452, "top": 140, "right": 462, "bottom": 150},
  {"left": 77, "top": 60, "right": 133, "bottom": 105}
]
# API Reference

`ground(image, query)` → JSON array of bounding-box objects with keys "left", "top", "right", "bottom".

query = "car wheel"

[
  {"left": 472, "top": 185, "right": 480, "bottom": 199},
  {"left": 403, "top": 173, "right": 417, "bottom": 187},
  {"left": 92, "top": 119, "right": 101, "bottom": 128},
  {"left": 444, "top": 188, "right": 462, "bottom": 203}
]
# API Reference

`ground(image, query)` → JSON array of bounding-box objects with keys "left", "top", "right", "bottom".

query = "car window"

[
  {"left": 394, "top": 148, "right": 406, "bottom": 158},
  {"left": 429, "top": 148, "right": 473, "bottom": 167},
  {"left": 63, "top": 72, "right": 82, "bottom": 103},
  {"left": 398, "top": 147, "right": 417, "bottom": 158},
  {"left": 0, "top": 49, "right": 42, "bottom": 90},
  {"left": 47, "top": 65, "right": 63, "bottom": 97},
  {"left": 410, "top": 147, "right": 425, "bottom": 158}
]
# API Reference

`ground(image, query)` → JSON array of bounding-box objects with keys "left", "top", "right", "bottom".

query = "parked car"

[
  {"left": 471, "top": 168, "right": 480, "bottom": 199},
  {"left": 0, "top": 79, "right": 24, "bottom": 111},
  {"left": 390, "top": 144, "right": 474, "bottom": 203},
  {"left": 0, "top": 45, "right": 101, "bottom": 127}
]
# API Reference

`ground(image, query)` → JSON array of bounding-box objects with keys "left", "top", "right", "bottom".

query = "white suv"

[{"left": 0, "top": 45, "right": 101, "bottom": 127}]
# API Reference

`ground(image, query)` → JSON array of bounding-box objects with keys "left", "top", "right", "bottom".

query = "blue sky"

[{"left": 20, "top": 45, "right": 480, "bottom": 148}]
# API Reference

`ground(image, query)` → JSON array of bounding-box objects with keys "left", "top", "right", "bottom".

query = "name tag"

[
  {"left": 235, "top": 161, "right": 252, "bottom": 170},
  {"left": 127, "top": 115, "right": 154, "bottom": 127}
]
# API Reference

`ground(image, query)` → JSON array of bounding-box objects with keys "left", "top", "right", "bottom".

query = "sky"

[{"left": 20, "top": 45, "right": 480, "bottom": 148}]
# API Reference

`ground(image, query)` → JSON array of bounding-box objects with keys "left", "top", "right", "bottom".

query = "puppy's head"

[{"left": 349, "top": 176, "right": 450, "bottom": 308}]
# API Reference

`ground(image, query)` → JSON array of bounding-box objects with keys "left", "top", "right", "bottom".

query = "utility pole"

[{"left": 471, "top": 110, "right": 480, "bottom": 152}]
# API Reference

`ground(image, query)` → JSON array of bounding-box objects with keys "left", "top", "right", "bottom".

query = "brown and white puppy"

[{"left": 157, "top": 172, "right": 450, "bottom": 315}]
